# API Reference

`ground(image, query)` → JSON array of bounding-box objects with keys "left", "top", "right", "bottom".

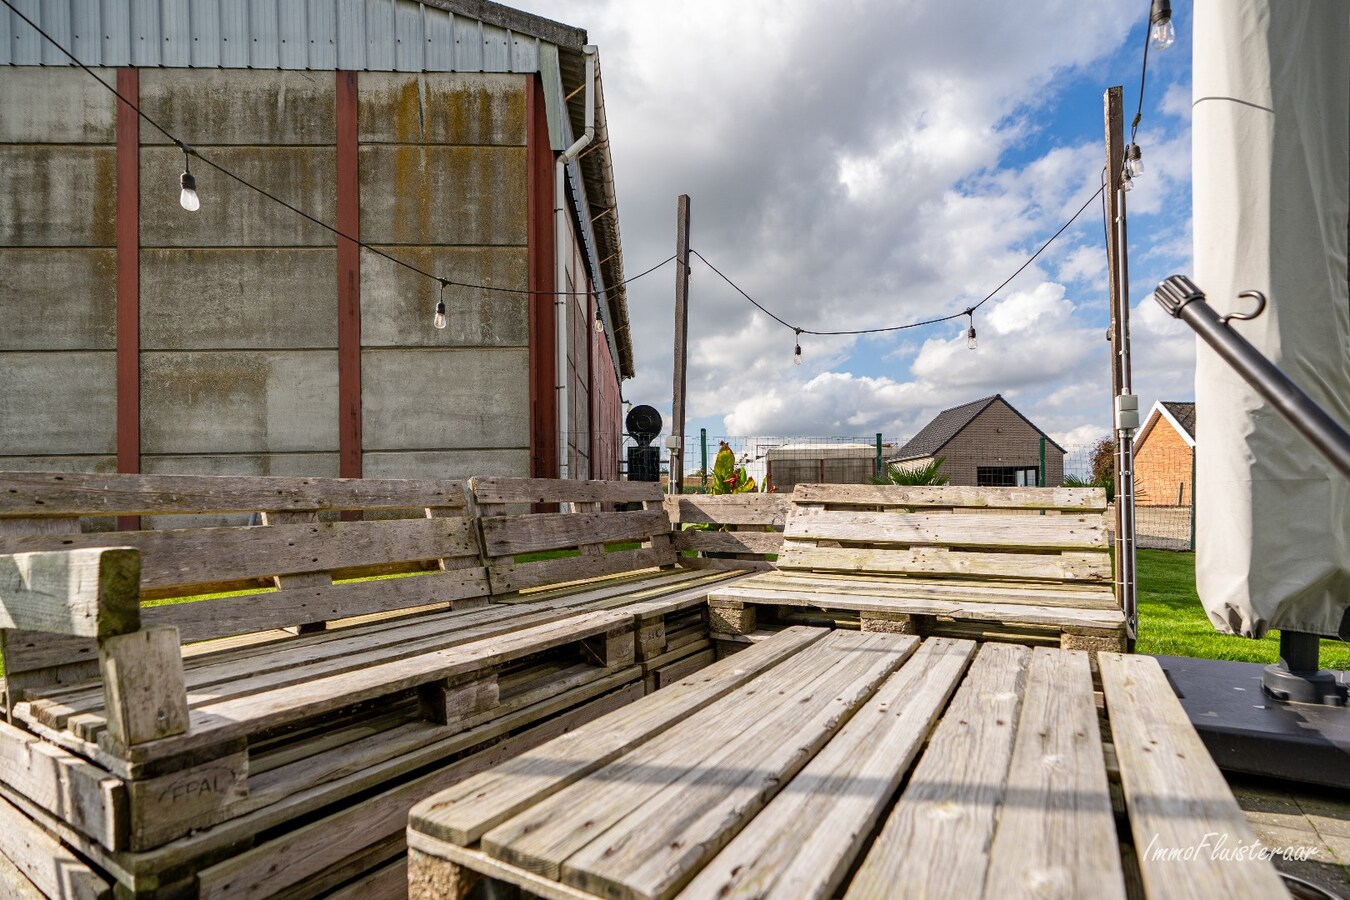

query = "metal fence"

[{"left": 598, "top": 429, "right": 1195, "bottom": 553}]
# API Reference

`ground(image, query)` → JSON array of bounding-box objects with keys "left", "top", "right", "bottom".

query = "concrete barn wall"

[
  {"left": 1134, "top": 416, "right": 1193, "bottom": 506},
  {"left": 0, "top": 67, "right": 119, "bottom": 474},
  {"left": 0, "top": 67, "right": 535, "bottom": 481},
  {"left": 927, "top": 400, "right": 1065, "bottom": 487}
]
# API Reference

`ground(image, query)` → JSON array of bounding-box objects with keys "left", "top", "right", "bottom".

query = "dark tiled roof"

[
  {"left": 893, "top": 395, "right": 999, "bottom": 460},
  {"left": 893, "top": 394, "right": 1066, "bottom": 461},
  {"left": 1161, "top": 401, "right": 1196, "bottom": 440}
]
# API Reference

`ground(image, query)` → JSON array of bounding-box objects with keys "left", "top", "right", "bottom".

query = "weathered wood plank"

[
  {"left": 845, "top": 642, "right": 1031, "bottom": 899},
  {"left": 983, "top": 647, "right": 1125, "bottom": 898},
  {"left": 471, "top": 477, "right": 663, "bottom": 505},
  {"left": 0, "top": 718, "right": 123, "bottom": 851},
  {"left": 785, "top": 510, "right": 1106, "bottom": 550},
  {"left": 0, "top": 791, "right": 111, "bottom": 900},
  {"left": 98, "top": 626, "right": 189, "bottom": 746},
  {"left": 1098, "top": 652, "right": 1288, "bottom": 900},
  {"left": 482, "top": 511, "right": 670, "bottom": 557},
  {"left": 776, "top": 545, "right": 1113, "bottom": 582},
  {"left": 729, "top": 571, "right": 1117, "bottom": 608},
  {"left": 555, "top": 632, "right": 920, "bottom": 899},
  {"left": 675, "top": 556, "right": 777, "bottom": 572},
  {"left": 685, "top": 637, "right": 976, "bottom": 900},
  {"left": 0, "top": 471, "right": 468, "bottom": 517},
  {"left": 326, "top": 856, "right": 407, "bottom": 900},
  {"left": 792, "top": 483, "right": 1107, "bottom": 511},
  {"left": 0, "top": 548, "right": 141, "bottom": 638},
  {"left": 0, "top": 517, "right": 479, "bottom": 592},
  {"left": 663, "top": 495, "right": 791, "bottom": 527},
  {"left": 410, "top": 627, "right": 828, "bottom": 848},
  {"left": 670, "top": 530, "right": 783, "bottom": 555},
  {"left": 409, "top": 839, "right": 596, "bottom": 900},
  {"left": 481, "top": 631, "right": 914, "bottom": 883},
  {"left": 488, "top": 548, "right": 675, "bottom": 593},
  {"left": 709, "top": 586, "right": 1125, "bottom": 630}
]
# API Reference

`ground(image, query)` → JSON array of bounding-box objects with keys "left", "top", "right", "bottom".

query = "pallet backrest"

[
  {"left": 0, "top": 471, "right": 489, "bottom": 685},
  {"left": 664, "top": 494, "right": 792, "bottom": 572},
  {"left": 777, "top": 484, "right": 1111, "bottom": 584},
  {"left": 471, "top": 477, "right": 675, "bottom": 593}
]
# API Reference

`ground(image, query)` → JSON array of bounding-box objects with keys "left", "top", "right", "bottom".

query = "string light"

[
  {"left": 434, "top": 280, "right": 448, "bottom": 330},
  {"left": 793, "top": 328, "right": 803, "bottom": 365},
  {"left": 178, "top": 146, "right": 200, "bottom": 212},
  {"left": 965, "top": 310, "right": 978, "bottom": 350},
  {"left": 594, "top": 308, "right": 606, "bottom": 334},
  {"left": 1149, "top": 0, "right": 1175, "bottom": 50},
  {"left": 1124, "top": 143, "right": 1144, "bottom": 178}
]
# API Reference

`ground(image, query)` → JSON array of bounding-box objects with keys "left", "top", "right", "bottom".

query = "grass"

[{"left": 1136, "top": 549, "right": 1350, "bottom": 669}]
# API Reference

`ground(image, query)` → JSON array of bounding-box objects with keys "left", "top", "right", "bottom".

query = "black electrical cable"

[
  {"left": 695, "top": 184, "right": 1104, "bottom": 337},
  {"left": 0, "top": 0, "right": 674, "bottom": 299}
]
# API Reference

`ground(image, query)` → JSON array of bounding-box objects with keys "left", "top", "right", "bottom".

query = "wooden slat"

[
  {"left": 142, "top": 569, "right": 491, "bottom": 644},
  {"left": 845, "top": 642, "right": 1031, "bottom": 899},
  {"left": 1098, "top": 652, "right": 1288, "bottom": 900},
  {"left": 0, "top": 517, "right": 478, "bottom": 591},
  {"left": 732, "top": 571, "right": 1117, "bottom": 608},
  {"left": 480, "top": 630, "right": 915, "bottom": 884},
  {"left": 481, "top": 510, "right": 670, "bottom": 557},
  {"left": 792, "top": 483, "right": 1107, "bottom": 511},
  {"left": 409, "top": 838, "right": 597, "bottom": 900},
  {"left": 554, "top": 631, "right": 919, "bottom": 899},
  {"left": 0, "top": 791, "right": 111, "bottom": 900},
  {"left": 0, "top": 548, "right": 141, "bottom": 638},
  {"left": 684, "top": 637, "right": 977, "bottom": 900},
  {"left": 675, "top": 556, "right": 777, "bottom": 573},
  {"left": 116, "top": 609, "right": 637, "bottom": 762},
  {"left": 785, "top": 510, "right": 1106, "bottom": 550},
  {"left": 410, "top": 626, "right": 828, "bottom": 847},
  {"left": 0, "top": 471, "right": 468, "bottom": 517},
  {"left": 670, "top": 530, "right": 784, "bottom": 555},
  {"left": 489, "top": 548, "right": 675, "bottom": 593},
  {"left": 471, "top": 477, "right": 663, "bottom": 505},
  {"left": 983, "top": 647, "right": 1125, "bottom": 898},
  {"left": 326, "top": 856, "right": 407, "bottom": 900},
  {"left": 709, "top": 586, "right": 1125, "bottom": 631},
  {"left": 0, "top": 718, "right": 123, "bottom": 851},
  {"left": 663, "top": 495, "right": 791, "bottom": 527},
  {"left": 778, "top": 546, "right": 1112, "bottom": 582}
]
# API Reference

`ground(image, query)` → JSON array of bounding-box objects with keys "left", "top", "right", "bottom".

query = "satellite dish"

[{"left": 626, "top": 405, "right": 662, "bottom": 447}]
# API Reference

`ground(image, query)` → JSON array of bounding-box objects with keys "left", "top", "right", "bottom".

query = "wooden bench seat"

[
  {"left": 0, "top": 471, "right": 752, "bottom": 898},
  {"left": 408, "top": 629, "right": 1287, "bottom": 900},
  {"left": 706, "top": 483, "right": 1127, "bottom": 654}
]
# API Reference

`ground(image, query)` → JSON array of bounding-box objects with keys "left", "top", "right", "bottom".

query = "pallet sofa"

[{"left": 0, "top": 472, "right": 759, "bottom": 899}]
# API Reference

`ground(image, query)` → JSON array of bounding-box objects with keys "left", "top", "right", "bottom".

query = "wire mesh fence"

[{"left": 597, "top": 429, "right": 1195, "bottom": 552}]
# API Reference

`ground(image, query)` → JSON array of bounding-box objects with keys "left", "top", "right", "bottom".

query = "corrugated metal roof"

[{"left": 0, "top": 0, "right": 548, "bottom": 73}]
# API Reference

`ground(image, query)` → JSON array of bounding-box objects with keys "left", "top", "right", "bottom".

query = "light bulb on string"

[
  {"left": 433, "top": 280, "right": 448, "bottom": 330},
  {"left": 178, "top": 145, "right": 200, "bottom": 212},
  {"left": 594, "top": 308, "right": 605, "bottom": 334},
  {"left": 965, "top": 310, "right": 977, "bottom": 350},
  {"left": 1150, "top": 0, "right": 1175, "bottom": 50},
  {"left": 793, "top": 329, "right": 803, "bottom": 365},
  {"left": 1125, "top": 143, "right": 1144, "bottom": 178}
]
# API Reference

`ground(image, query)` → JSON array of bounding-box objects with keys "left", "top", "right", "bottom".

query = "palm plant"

[{"left": 873, "top": 456, "right": 949, "bottom": 486}]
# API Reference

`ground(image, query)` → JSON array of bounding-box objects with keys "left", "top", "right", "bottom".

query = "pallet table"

[{"left": 409, "top": 627, "right": 1288, "bottom": 900}]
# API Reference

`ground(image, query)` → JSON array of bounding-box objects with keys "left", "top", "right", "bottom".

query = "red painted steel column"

[
  {"left": 336, "top": 71, "right": 362, "bottom": 479},
  {"left": 527, "top": 75, "right": 557, "bottom": 478},
  {"left": 115, "top": 69, "right": 140, "bottom": 530}
]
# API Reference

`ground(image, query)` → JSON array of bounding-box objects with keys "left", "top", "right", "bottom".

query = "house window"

[{"left": 977, "top": 466, "right": 1040, "bottom": 487}]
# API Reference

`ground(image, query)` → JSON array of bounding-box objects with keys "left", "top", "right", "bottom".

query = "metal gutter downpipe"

[{"left": 555, "top": 45, "right": 598, "bottom": 480}]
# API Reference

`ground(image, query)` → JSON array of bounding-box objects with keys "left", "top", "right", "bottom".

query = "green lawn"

[{"left": 1136, "top": 549, "right": 1350, "bottom": 669}]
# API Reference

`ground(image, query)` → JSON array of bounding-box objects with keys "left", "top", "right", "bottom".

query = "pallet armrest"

[{"left": 0, "top": 547, "right": 141, "bottom": 638}]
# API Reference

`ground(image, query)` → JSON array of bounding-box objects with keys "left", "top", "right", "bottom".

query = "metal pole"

[
  {"left": 1038, "top": 436, "right": 1046, "bottom": 487},
  {"left": 1189, "top": 446, "right": 1197, "bottom": 551},
  {"left": 700, "top": 427, "right": 708, "bottom": 492},
  {"left": 1154, "top": 277, "right": 1350, "bottom": 480},
  {"left": 875, "top": 433, "right": 883, "bottom": 478},
  {"left": 670, "top": 195, "right": 691, "bottom": 495}
]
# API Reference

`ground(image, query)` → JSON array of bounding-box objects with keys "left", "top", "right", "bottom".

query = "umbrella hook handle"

[{"left": 1220, "top": 290, "right": 1266, "bottom": 325}]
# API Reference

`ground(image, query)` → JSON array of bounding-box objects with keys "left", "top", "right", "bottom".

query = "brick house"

[
  {"left": 888, "top": 395, "right": 1065, "bottom": 487},
  {"left": 1133, "top": 401, "right": 1195, "bottom": 506}
]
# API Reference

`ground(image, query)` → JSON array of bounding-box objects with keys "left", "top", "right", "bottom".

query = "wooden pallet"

[
  {"left": 0, "top": 472, "right": 750, "bottom": 898},
  {"left": 664, "top": 494, "right": 791, "bottom": 572},
  {"left": 408, "top": 629, "right": 1287, "bottom": 900},
  {"left": 707, "top": 483, "right": 1126, "bottom": 653}
]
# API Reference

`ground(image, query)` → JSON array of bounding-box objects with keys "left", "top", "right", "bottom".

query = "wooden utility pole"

[
  {"left": 670, "top": 195, "right": 691, "bottom": 494},
  {"left": 1104, "top": 85, "right": 1136, "bottom": 639}
]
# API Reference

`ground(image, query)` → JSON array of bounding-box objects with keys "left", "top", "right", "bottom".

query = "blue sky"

[{"left": 513, "top": 0, "right": 1198, "bottom": 451}]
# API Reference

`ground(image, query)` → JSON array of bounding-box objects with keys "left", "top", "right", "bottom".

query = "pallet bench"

[
  {"left": 0, "top": 472, "right": 752, "bottom": 899},
  {"left": 408, "top": 626, "right": 1287, "bottom": 900},
  {"left": 705, "top": 483, "right": 1128, "bottom": 655}
]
